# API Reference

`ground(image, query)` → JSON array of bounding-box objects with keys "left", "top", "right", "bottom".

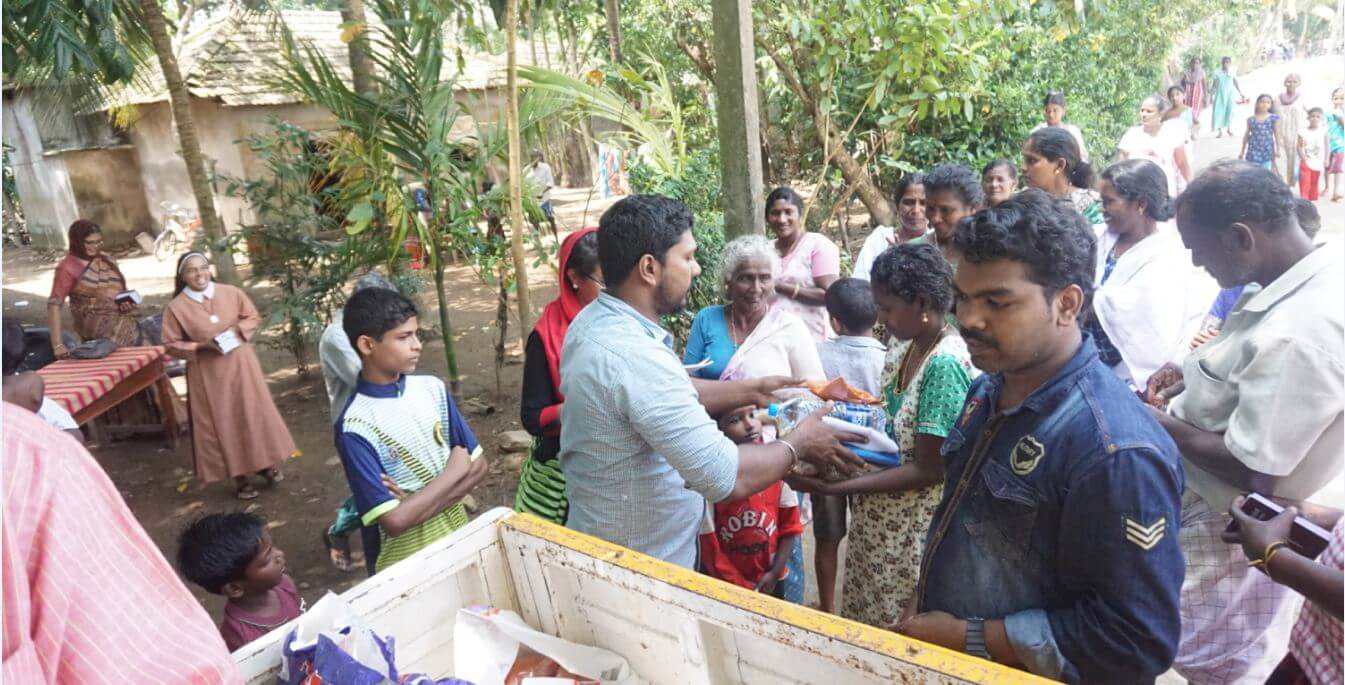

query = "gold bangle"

[
  {"left": 779, "top": 438, "right": 800, "bottom": 471},
  {"left": 792, "top": 283, "right": 801, "bottom": 298},
  {"left": 1263, "top": 541, "right": 1289, "bottom": 566}
]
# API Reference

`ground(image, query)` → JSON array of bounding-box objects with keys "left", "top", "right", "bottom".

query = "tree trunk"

[
  {"left": 505, "top": 0, "right": 535, "bottom": 339},
  {"left": 433, "top": 260, "right": 460, "bottom": 394},
  {"left": 139, "top": 0, "right": 239, "bottom": 284},
  {"left": 767, "top": 42, "right": 896, "bottom": 226},
  {"left": 563, "top": 123, "right": 594, "bottom": 187},
  {"left": 524, "top": 3, "right": 539, "bottom": 66},
  {"left": 604, "top": 0, "right": 622, "bottom": 63},
  {"left": 341, "top": 0, "right": 376, "bottom": 95},
  {"left": 494, "top": 263, "right": 509, "bottom": 396}
]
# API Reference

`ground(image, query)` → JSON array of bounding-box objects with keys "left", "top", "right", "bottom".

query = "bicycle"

[{"left": 153, "top": 201, "right": 202, "bottom": 261}]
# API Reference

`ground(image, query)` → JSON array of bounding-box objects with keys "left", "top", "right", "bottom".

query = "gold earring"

[{"left": 921, "top": 312, "right": 929, "bottom": 323}]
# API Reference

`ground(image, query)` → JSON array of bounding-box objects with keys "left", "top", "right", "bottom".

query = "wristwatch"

[{"left": 965, "top": 618, "right": 991, "bottom": 660}]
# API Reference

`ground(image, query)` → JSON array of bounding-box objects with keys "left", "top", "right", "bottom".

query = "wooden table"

[{"left": 36, "top": 346, "right": 180, "bottom": 447}]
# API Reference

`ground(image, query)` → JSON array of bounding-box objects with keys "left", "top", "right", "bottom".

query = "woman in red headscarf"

[
  {"left": 515, "top": 228, "right": 602, "bottom": 524},
  {"left": 47, "top": 220, "right": 142, "bottom": 358}
]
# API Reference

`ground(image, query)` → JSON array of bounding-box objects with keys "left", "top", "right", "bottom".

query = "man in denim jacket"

[{"left": 897, "top": 190, "right": 1186, "bottom": 684}]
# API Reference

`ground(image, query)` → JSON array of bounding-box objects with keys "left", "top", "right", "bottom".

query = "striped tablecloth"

[{"left": 36, "top": 346, "right": 165, "bottom": 416}]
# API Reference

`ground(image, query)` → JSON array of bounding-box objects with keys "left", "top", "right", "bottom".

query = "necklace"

[
  {"left": 725, "top": 303, "right": 763, "bottom": 345},
  {"left": 896, "top": 322, "right": 948, "bottom": 393}
]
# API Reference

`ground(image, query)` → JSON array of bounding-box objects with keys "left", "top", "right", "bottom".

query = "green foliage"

[
  {"left": 272, "top": 0, "right": 553, "bottom": 389},
  {"left": 628, "top": 147, "right": 725, "bottom": 346},
  {"left": 215, "top": 119, "right": 391, "bottom": 374},
  {"left": 2, "top": 0, "right": 148, "bottom": 84},
  {"left": 520, "top": 56, "right": 690, "bottom": 180}
]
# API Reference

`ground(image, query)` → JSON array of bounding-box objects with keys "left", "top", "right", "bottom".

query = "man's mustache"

[{"left": 959, "top": 327, "right": 997, "bottom": 349}]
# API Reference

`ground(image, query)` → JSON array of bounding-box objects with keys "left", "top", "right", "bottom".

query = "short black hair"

[
  {"left": 924, "top": 164, "right": 984, "bottom": 208},
  {"left": 1043, "top": 91, "right": 1067, "bottom": 108},
  {"left": 870, "top": 242, "right": 955, "bottom": 314},
  {"left": 1174, "top": 160, "right": 1296, "bottom": 235},
  {"left": 953, "top": 188, "right": 1096, "bottom": 308},
  {"left": 343, "top": 287, "right": 418, "bottom": 350},
  {"left": 982, "top": 159, "right": 1017, "bottom": 181},
  {"left": 176, "top": 513, "right": 264, "bottom": 595},
  {"left": 894, "top": 172, "right": 926, "bottom": 203},
  {"left": 1027, "top": 127, "right": 1094, "bottom": 190},
  {"left": 1295, "top": 197, "right": 1321, "bottom": 238},
  {"left": 1309, "top": 106, "right": 1325, "bottom": 117},
  {"left": 824, "top": 278, "right": 879, "bottom": 332},
  {"left": 765, "top": 186, "right": 804, "bottom": 214},
  {"left": 568, "top": 230, "right": 601, "bottom": 277},
  {"left": 597, "top": 195, "right": 694, "bottom": 289},
  {"left": 1100, "top": 159, "right": 1174, "bottom": 221},
  {"left": 2, "top": 321, "right": 25, "bottom": 375}
]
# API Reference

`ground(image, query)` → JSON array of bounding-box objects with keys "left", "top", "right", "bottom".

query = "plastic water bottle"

[{"left": 765, "top": 398, "right": 888, "bottom": 437}]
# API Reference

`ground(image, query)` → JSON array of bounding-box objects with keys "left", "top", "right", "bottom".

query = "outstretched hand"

[
  {"left": 785, "top": 403, "right": 867, "bottom": 478},
  {"left": 747, "top": 376, "right": 803, "bottom": 407}
]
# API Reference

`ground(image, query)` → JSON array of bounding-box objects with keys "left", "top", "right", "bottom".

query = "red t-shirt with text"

[{"left": 699, "top": 482, "right": 803, "bottom": 589}]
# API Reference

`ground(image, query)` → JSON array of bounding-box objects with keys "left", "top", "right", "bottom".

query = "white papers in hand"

[{"left": 214, "top": 329, "right": 241, "bottom": 354}]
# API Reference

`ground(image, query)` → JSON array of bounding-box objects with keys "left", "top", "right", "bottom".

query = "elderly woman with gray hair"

[
  {"left": 682, "top": 234, "right": 825, "bottom": 606},
  {"left": 682, "top": 234, "right": 825, "bottom": 385}
]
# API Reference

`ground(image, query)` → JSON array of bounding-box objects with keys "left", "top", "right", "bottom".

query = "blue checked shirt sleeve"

[
  {"left": 1006, "top": 446, "right": 1184, "bottom": 684},
  {"left": 619, "top": 350, "right": 738, "bottom": 503}
]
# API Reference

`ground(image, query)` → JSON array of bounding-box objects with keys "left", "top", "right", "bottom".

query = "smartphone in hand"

[{"left": 1225, "top": 492, "right": 1332, "bottom": 559}]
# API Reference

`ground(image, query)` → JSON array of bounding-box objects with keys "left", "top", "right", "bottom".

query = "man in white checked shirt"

[
  {"left": 1148, "top": 160, "right": 1344, "bottom": 685},
  {"left": 559, "top": 195, "right": 864, "bottom": 569}
]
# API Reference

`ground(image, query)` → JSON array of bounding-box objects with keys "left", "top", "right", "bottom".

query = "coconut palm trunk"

[
  {"left": 505, "top": 0, "right": 535, "bottom": 337},
  {"left": 138, "top": 0, "right": 239, "bottom": 284}
]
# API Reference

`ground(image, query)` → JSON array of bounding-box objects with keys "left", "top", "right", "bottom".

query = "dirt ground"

[{"left": 0, "top": 185, "right": 626, "bottom": 617}]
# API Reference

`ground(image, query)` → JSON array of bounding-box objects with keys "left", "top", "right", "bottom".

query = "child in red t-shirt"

[{"left": 699, "top": 405, "right": 804, "bottom": 600}]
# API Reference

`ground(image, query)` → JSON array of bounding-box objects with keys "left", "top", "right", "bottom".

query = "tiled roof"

[{"left": 93, "top": 8, "right": 562, "bottom": 111}]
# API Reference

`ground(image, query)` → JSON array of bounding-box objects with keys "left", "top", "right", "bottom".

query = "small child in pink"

[{"left": 177, "top": 512, "right": 306, "bottom": 652}]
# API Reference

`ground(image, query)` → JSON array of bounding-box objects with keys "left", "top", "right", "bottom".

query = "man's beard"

[{"left": 654, "top": 278, "right": 690, "bottom": 316}]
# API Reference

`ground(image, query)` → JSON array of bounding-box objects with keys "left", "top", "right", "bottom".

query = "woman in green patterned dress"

[
  {"left": 789, "top": 242, "right": 979, "bottom": 628},
  {"left": 515, "top": 228, "right": 602, "bottom": 523}
]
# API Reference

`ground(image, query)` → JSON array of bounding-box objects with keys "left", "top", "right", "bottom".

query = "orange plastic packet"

[{"left": 806, "top": 377, "right": 881, "bottom": 405}]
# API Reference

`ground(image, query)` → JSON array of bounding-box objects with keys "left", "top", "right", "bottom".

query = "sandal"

[
  {"left": 235, "top": 483, "right": 260, "bottom": 500},
  {"left": 261, "top": 467, "right": 284, "bottom": 485},
  {"left": 323, "top": 530, "right": 355, "bottom": 573}
]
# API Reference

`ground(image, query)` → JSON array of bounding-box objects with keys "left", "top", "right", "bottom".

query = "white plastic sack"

[{"left": 452, "top": 607, "right": 639, "bottom": 685}]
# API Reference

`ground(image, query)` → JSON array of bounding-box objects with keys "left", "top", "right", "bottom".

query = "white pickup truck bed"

[{"left": 234, "top": 508, "right": 1046, "bottom": 684}]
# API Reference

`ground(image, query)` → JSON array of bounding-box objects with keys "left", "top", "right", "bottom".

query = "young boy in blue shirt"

[
  {"left": 810, "top": 277, "right": 886, "bottom": 614},
  {"left": 335, "top": 288, "right": 488, "bottom": 573}
]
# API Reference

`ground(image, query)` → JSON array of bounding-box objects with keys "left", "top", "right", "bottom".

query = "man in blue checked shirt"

[
  {"left": 897, "top": 190, "right": 1185, "bottom": 684},
  {"left": 558, "top": 195, "right": 864, "bottom": 570}
]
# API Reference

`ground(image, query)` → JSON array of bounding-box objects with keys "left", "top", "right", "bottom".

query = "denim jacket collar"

[{"left": 982, "top": 334, "right": 1100, "bottom": 416}]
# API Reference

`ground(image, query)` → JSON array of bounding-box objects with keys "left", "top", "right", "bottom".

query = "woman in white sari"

[
  {"left": 683, "top": 235, "right": 825, "bottom": 385},
  {"left": 1088, "top": 159, "right": 1216, "bottom": 389},
  {"left": 682, "top": 234, "right": 824, "bottom": 604}
]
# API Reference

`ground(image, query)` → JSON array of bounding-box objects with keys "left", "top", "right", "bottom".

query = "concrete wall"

[
  {"left": 126, "top": 99, "right": 339, "bottom": 237},
  {"left": 61, "top": 147, "right": 155, "bottom": 245},
  {"left": 2, "top": 92, "right": 79, "bottom": 250},
  {"left": 14, "top": 86, "right": 506, "bottom": 254}
]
